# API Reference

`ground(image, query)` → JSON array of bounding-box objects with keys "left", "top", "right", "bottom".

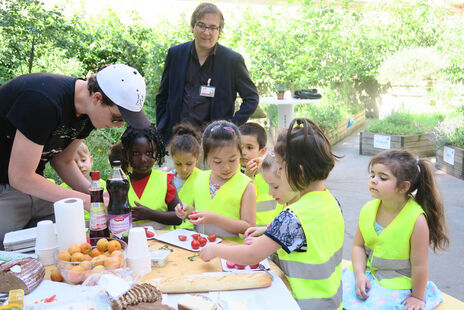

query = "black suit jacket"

[{"left": 156, "top": 41, "right": 259, "bottom": 144}]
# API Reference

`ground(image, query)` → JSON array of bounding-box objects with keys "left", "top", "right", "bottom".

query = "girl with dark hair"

[
  {"left": 343, "top": 149, "right": 449, "bottom": 310},
  {"left": 199, "top": 118, "right": 344, "bottom": 309},
  {"left": 121, "top": 125, "right": 182, "bottom": 230},
  {"left": 168, "top": 122, "right": 202, "bottom": 230},
  {"left": 175, "top": 120, "right": 256, "bottom": 243}
]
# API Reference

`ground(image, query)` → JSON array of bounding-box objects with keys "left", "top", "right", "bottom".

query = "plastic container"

[{"left": 150, "top": 250, "right": 170, "bottom": 267}]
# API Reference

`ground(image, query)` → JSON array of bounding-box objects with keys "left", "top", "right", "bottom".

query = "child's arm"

[
  {"left": 189, "top": 182, "right": 256, "bottom": 234},
  {"left": 402, "top": 214, "right": 429, "bottom": 309},
  {"left": 200, "top": 234, "right": 280, "bottom": 265},
  {"left": 132, "top": 201, "right": 182, "bottom": 225},
  {"left": 352, "top": 224, "right": 370, "bottom": 300}
]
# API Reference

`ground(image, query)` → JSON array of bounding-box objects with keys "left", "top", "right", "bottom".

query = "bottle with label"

[
  {"left": 89, "top": 171, "right": 109, "bottom": 241},
  {"left": 107, "top": 161, "right": 131, "bottom": 242}
]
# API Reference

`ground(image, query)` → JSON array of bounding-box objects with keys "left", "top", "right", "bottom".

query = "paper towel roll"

[{"left": 54, "top": 198, "right": 87, "bottom": 251}]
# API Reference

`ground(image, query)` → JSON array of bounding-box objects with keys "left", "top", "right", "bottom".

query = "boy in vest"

[{"left": 239, "top": 122, "right": 276, "bottom": 226}]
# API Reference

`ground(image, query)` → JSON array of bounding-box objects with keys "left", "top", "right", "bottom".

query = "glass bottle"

[
  {"left": 89, "top": 171, "right": 109, "bottom": 241},
  {"left": 107, "top": 161, "right": 131, "bottom": 242}
]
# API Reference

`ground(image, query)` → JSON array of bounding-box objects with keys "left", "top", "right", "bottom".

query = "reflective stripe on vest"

[
  {"left": 359, "top": 198, "right": 424, "bottom": 289},
  {"left": 277, "top": 189, "right": 344, "bottom": 310},
  {"left": 297, "top": 283, "right": 342, "bottom": 310},
  {"left": 128, "top": 169, "right": 172, "bottom": 230},
  {"left": 256, "top": 200, "right": 277, "bottom": 212},
  {"left": 194, "top": 224, "right": 237, "bottom": 238},
  {"left": 193, "top": 170, "right": 251, "bottom": 243},
  {"left": 279, "top": 246, "right": 343, "bottom": 280},
  {"left": 254, "top": 173, "right": 278, "bottom": 226}
]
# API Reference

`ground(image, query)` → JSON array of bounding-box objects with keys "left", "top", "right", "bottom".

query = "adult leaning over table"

[{"left": 0, "top": 64, "right": 151, "bottom": 249}]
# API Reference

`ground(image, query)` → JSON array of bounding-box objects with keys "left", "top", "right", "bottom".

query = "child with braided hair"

[{"left": 120, "top": 124, "right": 182, "bottom": 230}]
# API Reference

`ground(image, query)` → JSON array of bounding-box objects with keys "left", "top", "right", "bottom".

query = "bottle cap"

[{"left": 90, "top": 171, "right": 100, "bottom": 181}]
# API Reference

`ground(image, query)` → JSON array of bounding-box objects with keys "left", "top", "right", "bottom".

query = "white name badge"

[{"left": 200, "top": 85, "right": 215, "bottom": 97}]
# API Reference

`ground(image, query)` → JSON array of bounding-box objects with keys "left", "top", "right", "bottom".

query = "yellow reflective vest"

[
  {"left": 254, "top": 173, "right": 278, "bottom": 226},
  {"left": 193, "top": 170, "right": 251, "bottom": 243},
  {"left": 277, "top": 189, "right": 344, "bottom": 309},
  {"left": 128, "top": 169, "right": 172, "bottom": 230},
  {"left": 177, "top": 167, "right": 201, "bottom": 230},
  {"left": 359, "top": 198, "right": 425, "bottom": 289}
]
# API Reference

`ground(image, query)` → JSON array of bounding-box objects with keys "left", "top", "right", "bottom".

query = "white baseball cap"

[{"left": 96, "top": 64, "right": 151, "bottom": 129}]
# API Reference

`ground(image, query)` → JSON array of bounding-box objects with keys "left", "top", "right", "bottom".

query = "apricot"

[
  {"left": 91, "top": 265, "right": 106, "bottom": 274},
  {"left": 96, "top": 238, "right": 108, "bottom": 252},
  {"left": 107, "top": 240, "right": 121, "bottom": 253},
  {"left": 80, "top": 242, "right": 92, "bottom": 255},
  {"left": 104, "top": 256, "right": 121, "bottom": 269},
  {"left": 90, "top": 248, "right": 103, "bottom": 258},
  {"left": 50, "top": 268, "right": 63, "bottom": 282},
  {"left": 80, "top": 261, "right": 92, "bottom": 270},
  {"left": 83, "top": 254, "right": 92, "bottom": 261},
  {"left": 91, "top": 255, "right": 107, "bottom": 267},
  {"left": 68, "top": 265, "right": 84, "bottom": 283},
  {"left": 71, "top": 252, "right": 85, "bottom": 262},
  {"left": 110, "top": 250, "right": 123, "bottom": 257},
  {"left": 68, "top": 244, "right": 80, "bottom": 255},
  {"left": 57, "top": 250, "right": 71, "bottom": 262}
]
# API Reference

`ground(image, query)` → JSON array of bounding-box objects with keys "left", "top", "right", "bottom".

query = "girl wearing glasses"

[{"left": 175, "top": 120, "right": 256, "bottom": 243}]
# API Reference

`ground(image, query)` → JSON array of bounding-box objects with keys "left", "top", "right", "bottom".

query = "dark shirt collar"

[{"left": 191, "top": 41, "right": 217, "bottom": 59}]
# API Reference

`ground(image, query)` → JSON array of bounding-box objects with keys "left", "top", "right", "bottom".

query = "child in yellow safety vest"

[
  {"left": 199, "top": 118, "right": 345, "bottom": 309},
  {"left": 167, "top": 122, "right": 202, "bottom": 230},
  {"left": 343, "top": 149, "right": 449, "bottom": 310},
  {"left": 239, "top": 122, "right": 278, "bottom": 226},
  {"left": 175, "top": 120, "right": 256, "bottom": 243},
  {"left": 243, "top": 152, "right": 299, "bottom": 245},
  {"left": 120, "top": 125, "right": 182, "bottom": 230},
  {"left": 60, "top": 142, "right": 105, "bottom": 222}
]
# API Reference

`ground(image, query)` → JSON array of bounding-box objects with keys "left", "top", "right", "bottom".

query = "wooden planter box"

[
  {"left": 436, "top": 146, "right": 464, "bottom": 180},
  {"left": 325, "top": 109, "right": 366, "bottom": 145},
  {"left": 359, "top": 132, "right": 436, "bottom": 157}
]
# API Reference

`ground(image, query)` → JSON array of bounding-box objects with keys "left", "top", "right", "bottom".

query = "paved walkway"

[{"left": 325, "top": 130, "right": 464, "bottom": 301}]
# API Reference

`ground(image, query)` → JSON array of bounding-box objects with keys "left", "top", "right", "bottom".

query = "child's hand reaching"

[
  {"left": 402, "top": 296, "right": 425, "bottom": 310},
  {"left": 175, "top": 203, "right": 193, "bottom": 219},
  {"left": 131, "top": 202, "right": 154, "bottom": 221},
  {"left": 188, "top": 210, "right": 216, "bottom": 225},
  {"left": 244, "top": 158, "right": 261, "bottom": 178},
  {"left": 355, "top": 273, "right": 371, "bottom": 300},
  {"left": 199, "top": 244, "right": 218, "bottom": 262}
]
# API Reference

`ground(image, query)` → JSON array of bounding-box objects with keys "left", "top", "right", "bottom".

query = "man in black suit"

[{"left": 156, "top": 2, "right": 259, "bottom": 144}]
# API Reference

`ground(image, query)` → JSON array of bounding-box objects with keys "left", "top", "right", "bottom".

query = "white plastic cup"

[
  {"left": 35, "top": 248, "right": 55, "bottom": 266},
  {"left": 35, "top": 220, "right": 57, "bottom": 250},
  {"left": 127, "top": 227, "right": 149, "bottom": 259},
  {"left": 128, "top": 254, "right": 151, "bottom": 277}
]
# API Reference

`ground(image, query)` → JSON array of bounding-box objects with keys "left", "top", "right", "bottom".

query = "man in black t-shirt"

[{"left": 0, "top": 64, "right": 151, "bottom": 249}]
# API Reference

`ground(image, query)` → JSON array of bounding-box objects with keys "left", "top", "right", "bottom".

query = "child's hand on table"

[
  {"left": 131, "top": 202, "right": 155, "bottom": 220},
  {"left": 199, "top": 244, "right": 218, "bottom": 262},
  {"left": 402, "top": 296, "right": 425, "bottom": 310}
]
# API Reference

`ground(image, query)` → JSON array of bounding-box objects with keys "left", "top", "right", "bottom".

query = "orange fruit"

[
  {"left": 91, "top": 265, "right": 106, "bottom": 274},
  {"left": 110, "top": 250, "right": 123, "bottom": 258},
  {"left": 107, "top": 240, "right": 121, "bottom": 253},
  {"left": 68, "top": 244, "right": 80, "bottom": 255},
  {"left": 80, "top": 242, "right": 92, "bottom": 255},
  {"left": 80, "top": 261, "right": 92, "bottom": 270},
  {"left": 91, "top": 255, "right": 107, "bottom": 267},
  {"left": 104, "top": 256, "right": 121, "bottom": 269},
  {"left": 68, "top": 265, "right": 84, "bottom": 283},
  {"left": 50, "top": 268, "right": 63, "bottom": 282},
  {"left": 57, "top": 250, "right": 71, "bottom": 262},
  {"left": 71, "top": 252, "right": 85, "bottom": 262},
  {"left": 96, "top": 238, "right": 108, "bottom": 252},
  {"left": 90, "top": 248, "right": 103, "bottom": 258}
]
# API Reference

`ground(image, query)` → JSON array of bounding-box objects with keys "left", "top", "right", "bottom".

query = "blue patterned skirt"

[{"left": 342, "top": 267, "right": 443, "bottom": 310}]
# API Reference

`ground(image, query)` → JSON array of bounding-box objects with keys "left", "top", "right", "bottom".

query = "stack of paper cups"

[
  {"left": 54, "top": 198, "right": 86, "bottom": 252},
  {"left": 35, "top": 220, "right": 57, "bottom": 266},
  {"left": 127, "top": 227, "right": 151, "bottom": 277}
]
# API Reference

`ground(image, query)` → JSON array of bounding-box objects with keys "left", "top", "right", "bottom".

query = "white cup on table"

[
  {"left": 127, "top": 227, "right": 151, "bottom": 276},
  {"left": 35, "top": 220, "right": 57, "bottom": 266}
]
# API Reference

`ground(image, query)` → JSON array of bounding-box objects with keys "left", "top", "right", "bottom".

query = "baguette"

[{"left": 156, "top": 272, "right": 272, "bottom": 293}]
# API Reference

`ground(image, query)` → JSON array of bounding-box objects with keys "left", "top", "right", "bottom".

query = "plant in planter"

[
  {"left": 275, "top": 80, "right": 286, "bottom": 100},
  {"left": 432, "top": 112, "right": 464, "bottom": 179},
  {"left": 359, "top": 112, "right": 444, "bottom": 157}
]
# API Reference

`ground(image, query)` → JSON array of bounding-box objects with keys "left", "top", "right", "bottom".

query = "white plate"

[
  {"left": 221, "top": 258, "right": 270, "bottom": 272},
  {"left": 154, "top": 229, "right": 222, "bottom": 252}
]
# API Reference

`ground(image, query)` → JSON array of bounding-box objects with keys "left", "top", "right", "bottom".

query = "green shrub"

[
  {"left": 364, "top": 112, "right": 444, "bottom": 135},
  {"left": 294, "top": 102, "right": 349, "bottom": 132},
  {"left": 432, "top": 111, "right": 464, "bottom": 148}
]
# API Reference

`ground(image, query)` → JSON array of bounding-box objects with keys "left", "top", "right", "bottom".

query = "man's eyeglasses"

[{"left": 195, "top": 22, "right": 220, "bottom": 33}]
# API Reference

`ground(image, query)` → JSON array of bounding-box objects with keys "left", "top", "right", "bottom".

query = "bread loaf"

[
  {"left": 126, "top": 302, "right": 175, "bottom": 310},
  {"left": 0, "top": 257, "right": 45, "bottom": 294},
  {"left": 111, "top": 283, "right": 162, "bottom": 310},
  {"left": 157, "top": 272, "right": 272, "bottom": 293}
]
